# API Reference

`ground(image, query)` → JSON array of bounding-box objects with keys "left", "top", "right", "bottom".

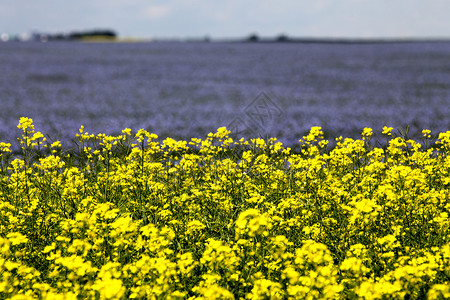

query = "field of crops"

[
  {"left": 1, "top": 117, "right": 450, "bottom": 299},
  {"left": 2, "top": 41, "right": 450, "bottom": 149}
]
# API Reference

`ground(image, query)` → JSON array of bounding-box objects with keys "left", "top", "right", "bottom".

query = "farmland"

[{"left": 1, "top": 118, "right": 450, "bottom": 299}]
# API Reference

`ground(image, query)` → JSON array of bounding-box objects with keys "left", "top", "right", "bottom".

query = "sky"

[{"left": 1, "top": 0, "right": 450, "bottom": 39}]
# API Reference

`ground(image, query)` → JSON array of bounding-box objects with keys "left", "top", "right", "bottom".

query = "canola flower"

[{"left": 1, "top": 118, "right": 450, "bottom": 299}]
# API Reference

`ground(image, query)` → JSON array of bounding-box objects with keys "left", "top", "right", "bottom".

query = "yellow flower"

[
  {"left": 235, "top": 209, "right": 272, "bottom": 237},
  {"left": 382, "top": 126, "right": 393, "bottom": 135},
  {"left": 428, "top": 284, "right": 450, "bottom": 299},
  {"left": 362, "top": 127, "right": 373, "bottom": 139},
  {"left": 0, "top": 142, "right": 12, "bottom": 152},
  {"left": 122, "top": 128, "right": 132, "bottom": 135},
  {"left": 6, "top": 232, "right": 28, "bottom": 246},
  {"left": 92, "top": 277, "right": 125, "bottom": 299},
  {"left": 17, "top": 117, "right": 34, "bottom": 131},
  {"left": 248, "top": 279, "right": 283, "bottom": 299},
  {"left": 422, "top": 129, "right": 432, "bottom": 138},
  {"left": 186, "top": 220, "right": 206, "bottom": 235}
]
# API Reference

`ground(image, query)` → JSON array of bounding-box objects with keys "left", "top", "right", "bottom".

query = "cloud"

[
  {"left": 312, "top": 0, "right": 333, "bottom": 11},
  {"left": 143, "top": 5, "right": 172, "bottom": 19}
]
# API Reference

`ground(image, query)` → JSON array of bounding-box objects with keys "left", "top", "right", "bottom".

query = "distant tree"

[
  {"left": 276, "top": 34, "right": 289, "bottom": 42},
  {"left": 247, "top": 33, "right": 259, "bottom": 42},
  {"left": 69, "top": 30, "right": 117, "bottom": 40}
]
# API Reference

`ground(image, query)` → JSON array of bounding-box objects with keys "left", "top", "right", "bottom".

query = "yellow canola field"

[{"left": 1, "top": 117, "right": 450, "bottom": 299}]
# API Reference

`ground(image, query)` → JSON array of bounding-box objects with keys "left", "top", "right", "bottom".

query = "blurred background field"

[{"left": 1, "top": 40, "right": 449, "bottom": 148}]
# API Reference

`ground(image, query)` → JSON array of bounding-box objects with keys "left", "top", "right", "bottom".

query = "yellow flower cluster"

[{"left": 1, "top": 118, "right": 450, "bottom": 299}]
